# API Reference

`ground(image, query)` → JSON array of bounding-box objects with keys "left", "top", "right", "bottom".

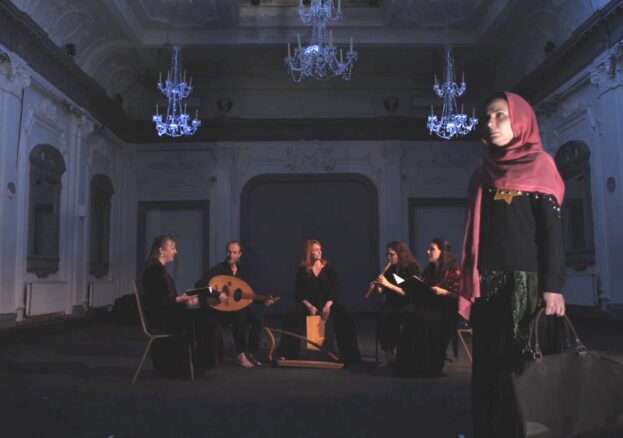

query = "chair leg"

[
  {"left": 188, "top": 344, "right": 195, "bottom": 382},
  {"left": 132, "top": 338, "right": 155, "bottom": 383},
  {"left": 458, "top": 330, "right": 473, "bottom": 363},
  {"left": 375, "top": 328, "right": 379, "bottom": 364}
]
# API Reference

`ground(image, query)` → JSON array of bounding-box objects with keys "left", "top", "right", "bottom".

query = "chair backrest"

[{"left": 133, "top": 281, "right": 155, "bottom": 337}]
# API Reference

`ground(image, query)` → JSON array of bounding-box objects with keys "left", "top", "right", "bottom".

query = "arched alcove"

[
  {"left": 27, "top": 144, "right": 67, "bottom": 277},
  {"left": 240, "top": 173, "right": 379, "bottom": 312},
  {"left": 555, "top": 140, "right": 595, "bottom": 271}
]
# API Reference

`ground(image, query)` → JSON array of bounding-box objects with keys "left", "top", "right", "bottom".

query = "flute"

[{"left": 364, "top": 260, "right": 392, "bottom": 299}]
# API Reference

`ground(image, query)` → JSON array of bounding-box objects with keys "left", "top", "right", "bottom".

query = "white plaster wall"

[
  {"left": 537, "top": 41, "right": 623, "bottom": 308},
  {"left": 127, "top": 140, "right": 405, "bottom": 271},
  {"left": 0, "top": 52, "right": 31, "bottom": 326},
  {"left": 0, "top": 46, "right": 126, "bottom": 325}
]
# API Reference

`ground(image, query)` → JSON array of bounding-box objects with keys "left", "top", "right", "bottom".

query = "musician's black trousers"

[
  {"left": 377, "top": 302, "right": 411, "bottom": 351},
  {"left": 277, "top": 303, "right": 360, "bottom": 363},
  {"left": 209, "top": 306, "right": 263, "bottom": 354}
]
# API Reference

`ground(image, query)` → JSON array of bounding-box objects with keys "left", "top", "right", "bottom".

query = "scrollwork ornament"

[
  {"left": 0, "top": 55, "right": 31, "bottom": 96},
  {"left": 77, "top": 115, "right": 95, "bottom": 138},
  {"left": 284, "top": 143, "right": 335, "bottom": 173},
  {"left": 590, "top": 41, "right": 623, "bottom": 95}
]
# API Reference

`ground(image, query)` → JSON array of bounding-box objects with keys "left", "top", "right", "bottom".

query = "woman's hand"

[
  {"left": 304, "top": 301, "right": 318, "bottom": 316},
  {"left": 543, "top": 292, "right": 565, "bottom": 316},
  {"left": 431, "top": 286, "right": 448, "bottom": 296},
  {"left": 176, "top": 294, "right": 198, "bottom": 305},
  {"left": 218, "top": 292, "right": 229, "bottom": 305},
  {"left": 376, "top": 274, "right": 391, "bottom": 288},
  {"left": 322, "top": 301, "right": 333, "bottom": 320}
]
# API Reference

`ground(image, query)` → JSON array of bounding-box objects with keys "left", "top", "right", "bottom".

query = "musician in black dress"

[
  {"left": 278, "top": 240, "right": 360, "bottom": 364},
  {"left": 141, "top": 234, "right": 216, "bottom": 377},
  {"left": 371, "top": 241, "right": 421, "bottom": 367},
  {"left": 195, "top": 241, "right": 275, "bottom": 368},
  {"left": 407, "top": 238, "right": 461, "bottom": 376}
]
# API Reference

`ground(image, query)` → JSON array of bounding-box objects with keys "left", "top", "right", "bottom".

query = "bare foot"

[
  {"left": 237, "top": 352, "right": 254, "bottom": 368},
  {"left": 247, "top": 353, "right": 262, "bottom": 367}
]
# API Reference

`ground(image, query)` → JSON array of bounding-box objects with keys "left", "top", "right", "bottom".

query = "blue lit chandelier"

[
  {"left": 285, "top": 0, "right": 357, "bottom": 82},
  {"left": 427, "top": 45, "right": 478, "bottom": 140},
  {"left": 153, "top": 45, "right": 201, "bottom": 137}
]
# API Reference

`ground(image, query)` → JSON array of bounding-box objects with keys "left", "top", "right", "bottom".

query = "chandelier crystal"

[
  {"left": 285, "top": 0, "right": 357, "bottom": 82},
  {"left": 427, "top": 45, "right": 478, "bottom": 140},
  {"left": 153, "top": 45, "right": 201, "bottom": 137}
]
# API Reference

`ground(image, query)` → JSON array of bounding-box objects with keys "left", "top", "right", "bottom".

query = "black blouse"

[
  {"left": 142, "top": 259, "right": 184, "bottom": 315},
  {"left": 195, "top": 261, "right": 249, "bottom": 288},
  {"left": 478, "top": 187, "right": 565, "bottom": 293},
  {"left": 294, "top": 263, "right": 340, "bottom": 309},
  {"left": 383, "top": 263, "right": 420, "bottom": 308}
]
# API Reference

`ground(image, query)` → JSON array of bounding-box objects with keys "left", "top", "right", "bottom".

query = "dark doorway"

[{"left": 241, "top": 173, "right": 378, "bottom": 312}]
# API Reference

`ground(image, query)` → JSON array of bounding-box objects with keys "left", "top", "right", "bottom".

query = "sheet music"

[{"left": 393, "top": 273, "right": 405, "bottom": 284}]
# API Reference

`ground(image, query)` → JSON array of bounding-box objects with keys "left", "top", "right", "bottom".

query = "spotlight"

[
  {"left": 64, "top": 43, "right": 76, "bottom": 57},
  {"left": 383, "top": 97, "right": 399, "bottom": 113},
  {"left": 544, "top": 41, "right": 556, "bottom": 56}
]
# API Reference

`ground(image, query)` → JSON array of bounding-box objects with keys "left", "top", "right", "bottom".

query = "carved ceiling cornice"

[
  {"left": 0, "top": 0, "right": 134, "bottom": 139},
  {"left": 514, "top": 0, "right": 623, "bottom": 104}
]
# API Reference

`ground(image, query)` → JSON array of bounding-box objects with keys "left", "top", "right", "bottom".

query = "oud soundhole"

[{"left": 233, "top": 288, "right": 243, "bottom": 301}]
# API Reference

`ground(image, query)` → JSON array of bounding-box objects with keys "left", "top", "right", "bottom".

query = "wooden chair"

[
  {"left": 457, "top": 327, "right": 473, "bottom": 363},
  {"left": 132, "top": 282, "right": 195, "bottom": 383}
]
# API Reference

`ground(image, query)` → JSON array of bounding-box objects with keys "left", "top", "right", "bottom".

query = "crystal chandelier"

[
  {"left": 427, "top": 45, "right": 478, "bottom": 140},
  {"left": 153, "top": 45, "right": 201, "bottom": 137},
  {"left": 285, "top": 0, "right": 357, "bottom": 82}
]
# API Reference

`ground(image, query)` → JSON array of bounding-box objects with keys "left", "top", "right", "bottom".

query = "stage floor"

[{"left": 0, "top": 313, "right": 621, "bottom": 437}]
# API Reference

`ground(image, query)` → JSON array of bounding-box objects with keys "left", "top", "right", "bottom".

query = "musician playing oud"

[
  {"left": 370, "top": 241, "right": 421, "bottom": 367},
  {"left": 195, "top": 241, "right": 276, "bottom": 368}
]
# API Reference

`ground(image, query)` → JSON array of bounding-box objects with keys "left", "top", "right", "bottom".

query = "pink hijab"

[{"left": 458, "top": 92, "right": 565, "bottom": 320}]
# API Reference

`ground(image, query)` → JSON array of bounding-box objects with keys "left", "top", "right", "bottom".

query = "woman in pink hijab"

[{"left": 460, "top": 92, "right": 566, "bottom": 438}]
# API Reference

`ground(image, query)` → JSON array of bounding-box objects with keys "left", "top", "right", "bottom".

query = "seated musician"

[
  {"left": 141, "top": 234, "right": 216, "bottom": 376},
  {"left": 392, "top": 238, "right": 460, "bottom": 377},
  {"left": 195, "top": 240, "right": 275, "bottom": 368},
  {"left": 277, "top": 240, "right": 360, "bottom": 364},
  {"left": 372, "top": 241, "right": 421, "bottom": 367},
  {"left": 421, "top": 238, "right": 461, "bottom": 360}
]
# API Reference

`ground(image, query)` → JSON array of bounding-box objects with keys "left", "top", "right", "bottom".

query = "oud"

[{"left": 207, "top": 275, "right": 279, "bottom": 312}]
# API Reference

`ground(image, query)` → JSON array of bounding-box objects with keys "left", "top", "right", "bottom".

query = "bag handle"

[{"left": 525, "top": 308, "right": 588, "bottom": 363}]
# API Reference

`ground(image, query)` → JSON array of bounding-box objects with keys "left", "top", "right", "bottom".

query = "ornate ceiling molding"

[{"left": 515, "top": 0, "right": 623, "bottom": 103}]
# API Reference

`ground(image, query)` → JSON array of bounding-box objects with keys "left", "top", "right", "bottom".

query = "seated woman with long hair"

[
  {"left": 395, "top": 238, "right": 460, "bottom": 377},
  {"left": 372, "top": 241, "right": 421, "bottom": 367},
  {"left": 141, "top": 234, "right": 216, "bottom": 378},
  {"left": 277, "top": 240, "right": 360, "bottom": 364}
]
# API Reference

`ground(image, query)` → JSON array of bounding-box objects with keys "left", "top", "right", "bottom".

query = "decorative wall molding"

[
  {"left": 549, "top": 98, "right": 601, "bottom": 141},
  {"left": 0, "top": 52, "right": 31, "bottom": 95},
  {"left": 284, "top": 143, "right": 335, "bottom": 173},
  {"left": 402, "top": 144, "right": 478, "bottom": 191},
  {"left": 76, "top": 114, "right": 95, "bottom": 138},
  {"left": 27, "top": 98, "right": 59, "bottom": 127},
  {"left": 589, "top": 40, "right": 623, "bottom": 95}
]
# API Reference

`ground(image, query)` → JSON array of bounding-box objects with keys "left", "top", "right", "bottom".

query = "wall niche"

[
  {"left": 27, "top": 144, "right": 66, "bottom": 277},
  {"left": 555, "top": 140, "right": 595, "bottom": 271}
]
